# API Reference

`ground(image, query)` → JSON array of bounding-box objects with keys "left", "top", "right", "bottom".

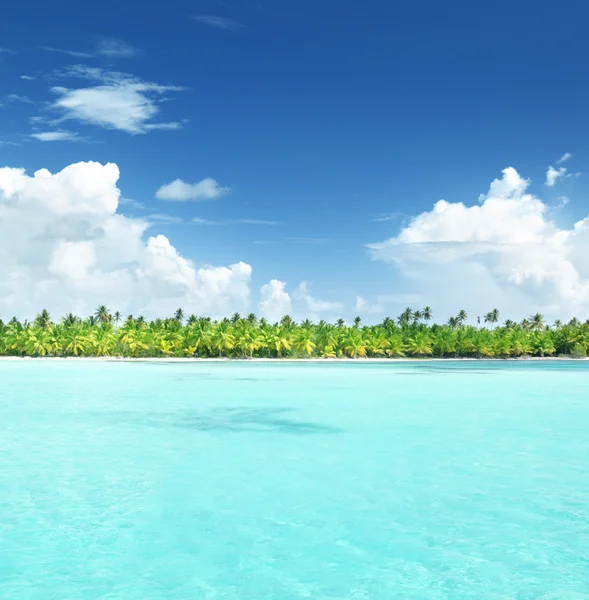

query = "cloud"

[
  {"left": 545, "top": 166, "right": 567, "bottom": 187},
  {"left": 556, "top": 152, "right": 572, "bottom": 165},
  {"left": 288, "top": 237, "right": 328, "bottom": 244},
  {"left": 0, "top": 94, "right": 32, "bottom": 107},
  {"left": 373, "top": 212, "right": 405, "bottom": 222},
  {"left": 146, "top": 214, "right": 183, "bottom": 225},
  {"left": 30, "top": 130, "right": 79, "bottom": 142},
  {"left": 0, "top": 161, "right": 252, "bottom": 319},
  {"left": 258, "top": 280, "right": 292, "bottom": 322},
  {"left": 118, "top": 197, "right": 144, "bottom": 210},
  {"left": 42, "top": 46, "right": 94, "bottom": 58},
  {"left": 368, "top": 166, "right": 589, "bottom": 320},
  {"left": 234, "top": 219, "right": 282, "bottom": 225},
  {"left": 95, "top": 38, "right": 141, "bottom": 58},
  {"left": 193, "top": 217, "right": 219, "bottom": 226},
  {"left": 295, "top": 281, "right": 342, "bottom": 314},
  {"left": 545, "top": 164, "right": 582, "bottom": 187},
  {"left": 354, "top": 296, "right": 384, "bottom": 315},
  {"left": 20, "top": 75, "right": 35, "bottom": 81},
  {"left": 191, "top": 15, "right": 244, "bottom": 29},
  {"left": 47, "top": 66, "right": 185, "bottom": 134},
  {"left": 156, "top": 178, "right": 229, "bottom": 201},
  {"left": 192, "top": 217, "right": 280, "bottom": 226}
]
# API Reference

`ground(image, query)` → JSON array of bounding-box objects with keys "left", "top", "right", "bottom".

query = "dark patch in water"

[{"left": 95, "top": 407, "right": 341, "bottom": 435}]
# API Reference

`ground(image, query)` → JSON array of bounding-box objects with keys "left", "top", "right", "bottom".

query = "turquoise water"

[{"left": 1, "top": 361, "right": 589, "bottom": 599}]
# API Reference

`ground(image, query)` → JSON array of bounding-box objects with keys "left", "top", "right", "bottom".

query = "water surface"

[{"left": 1, "top": 360, "right": 588, "bottom": 599}]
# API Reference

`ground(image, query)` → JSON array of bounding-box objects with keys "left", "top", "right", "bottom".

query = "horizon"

[{"left": 2, "top": 1, "right": 589, "bottom": 323}]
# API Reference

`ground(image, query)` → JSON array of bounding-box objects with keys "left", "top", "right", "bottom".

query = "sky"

[{"left": 2, "top": 0, "right": 589, "bottom": 323}]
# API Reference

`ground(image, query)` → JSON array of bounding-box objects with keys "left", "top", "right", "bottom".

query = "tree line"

[{"left": 0, "top": 306, "right": 587, "bottom": 358}]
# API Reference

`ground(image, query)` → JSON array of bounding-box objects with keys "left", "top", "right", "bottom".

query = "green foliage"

[{"left": 0, "top": 307, "right": 588, "bottom": 359}]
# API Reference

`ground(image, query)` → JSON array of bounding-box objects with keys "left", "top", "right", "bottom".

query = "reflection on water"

[{"left": 96, "top": 406, "right": 341, "bottom": 435}]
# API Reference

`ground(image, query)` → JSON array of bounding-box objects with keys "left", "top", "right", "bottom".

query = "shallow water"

[{"left": 1, "top": 360, "right": 589, "bottom": 599}]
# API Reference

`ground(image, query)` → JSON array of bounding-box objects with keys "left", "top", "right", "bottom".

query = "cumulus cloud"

[
  {"left": 258, "top": 280, "right": 292, "bottom": 322},
  {"left": 155, "top": 178, "right": 229, "bottom": 201},
  {"left": 368, "top": 166, "right": 589, "bottom": 320},
  {"left": 20, "top": 75, "right": 35, "bottom": 81},
  {"left": 355, "top": 296, "right": 384, "bottom": 315},
  {"left": 546, "top": 166, "right": 567, "bottom": 187},
  {"left": 556, "top": 152, "right": 572, "bottom": 165},
  {"left": 0, "top": 161, "right": 252, "bottom": 319},
  {"left": 295, "top": 281, "right": 342, "bottom": 314},
  {"left": 30, "top": 130, "right": 79, "bottom": 142},
  {"left": 48, "top": 66, "right": 184, "bottom": 134}
]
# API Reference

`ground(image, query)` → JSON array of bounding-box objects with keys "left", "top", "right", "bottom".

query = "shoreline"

[{"left": 0, "top": 356, "right": 587, "bottom": 362}]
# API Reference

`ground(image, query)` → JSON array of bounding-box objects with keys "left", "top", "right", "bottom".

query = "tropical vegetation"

[{"left": 0, "top": 306, "right": 587, "bottom": 359}]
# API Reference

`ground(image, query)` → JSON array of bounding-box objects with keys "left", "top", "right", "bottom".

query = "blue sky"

[{"left": 1, "top": 0, "right": 589, "bottom": 322}]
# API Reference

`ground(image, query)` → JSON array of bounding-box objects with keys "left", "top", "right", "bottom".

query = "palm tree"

[
  {"left": 294, "top": 329, "right": 316, "bottom": 357},
  {"left": 280, "top": 315, "right": 294, "bottom": 329},
  {"left": 407, "top": 332, "right": 433, "bottom": 357},
  {"left": 398, "top": 307, "right": 413, "bottom": 327},
  {"left": 3, "top": 305, "right": 588, "bottom": 360},
  {"left": 174, "top": 308, "right": 184, "bottom": 323},
  {"left": 35, "top": 309, "right": 52, "bottom": 329},
  {"left": 266, "top": 327, "right": 292, "bottom": 357},
  {"left": 484, "top": 309, "right": 499, "bottom": 328},
  {"left": 113, "top": 311, "right": 122, "bottom": 326},
  {"left": 422, "top": 306, "right": 432, "bottom": 322},
  {"left": 381, "top": 317, "right": 394, "bottom": 329},
  {"left": 353, "top": 316, "right": 362, "bottom": 329},
  {"left": 95, "top": 305, "right": 111, "bottom": 324},
  {"left": 447, "top": 316, "right": 459, "bottom": 329},
  {"left": 342, "top": 331, "right": 367, "bottom": 358},
  {"left": 210, "top": 324, "right": 235, "bottom": 357},
  {"left": 457, "top": 310, "right": 467, "bottom": 326},
  {"left": 530, "top": 313, "right": 545, "bottom": 331}
]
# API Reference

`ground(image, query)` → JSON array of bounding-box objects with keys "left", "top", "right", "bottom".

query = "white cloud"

[
  {"left": 118, "top": 197, "right": 144, "bottom": 210},
  {"left": 545, "top": 163, "right": 582, "bottom": 187},
  {"left": 95, "top": 38, "right": 140, "bottom": 58},
  {"left": 556, "top": 152, "right": 572, "bottom": 165},
  {"left": 156, "top": 178, "right": 229, "bottom": 201},
  {"left": 373, "top": 212, "right": 405, "bottom": 222},
  {"left": 20, "top": 75, "right": 35, "bottom": 81},
  {"left": 234, "top": 219, "right": 282, "bottom": 225},
  {"left": 193, "top": 217, "right": 218, "bottom": 226},
  {"left": 0, "top": 94, "right": 32, "bottom": 107},
  {"left": 0, "top": 161, "right": 252, "bottom": 319},
  {"left": 368, "top": 166, "right": 589, "bottom": 320},
  {"left": 146, "top": 213, "right": 183, "bottom": 225},
  {"left": 48, "top": 66, "right": 185, "bottom": 134},
  {"left": 354, "top": 296, "right": 384, "bottom": 315},
  {"left": 288, "top": 237, "right": 328, "bottom": 244},
  {"left": 295, "top": 281, "right": 342, "bottom": 314},
  {"left": 42, "top": 46, "right": 94, "bottom": 58},
  {"left": 191, "top": 15, "right": 244, "bottom": 29},
  {"left": 258, "top": 280, "right": 292, "bottom": 322},
  {"left": 546, "top": 166, "right": 567, "bottom": 187},
  {"left": 30, "top": 130, "right": 79, "bottom": 142}
]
